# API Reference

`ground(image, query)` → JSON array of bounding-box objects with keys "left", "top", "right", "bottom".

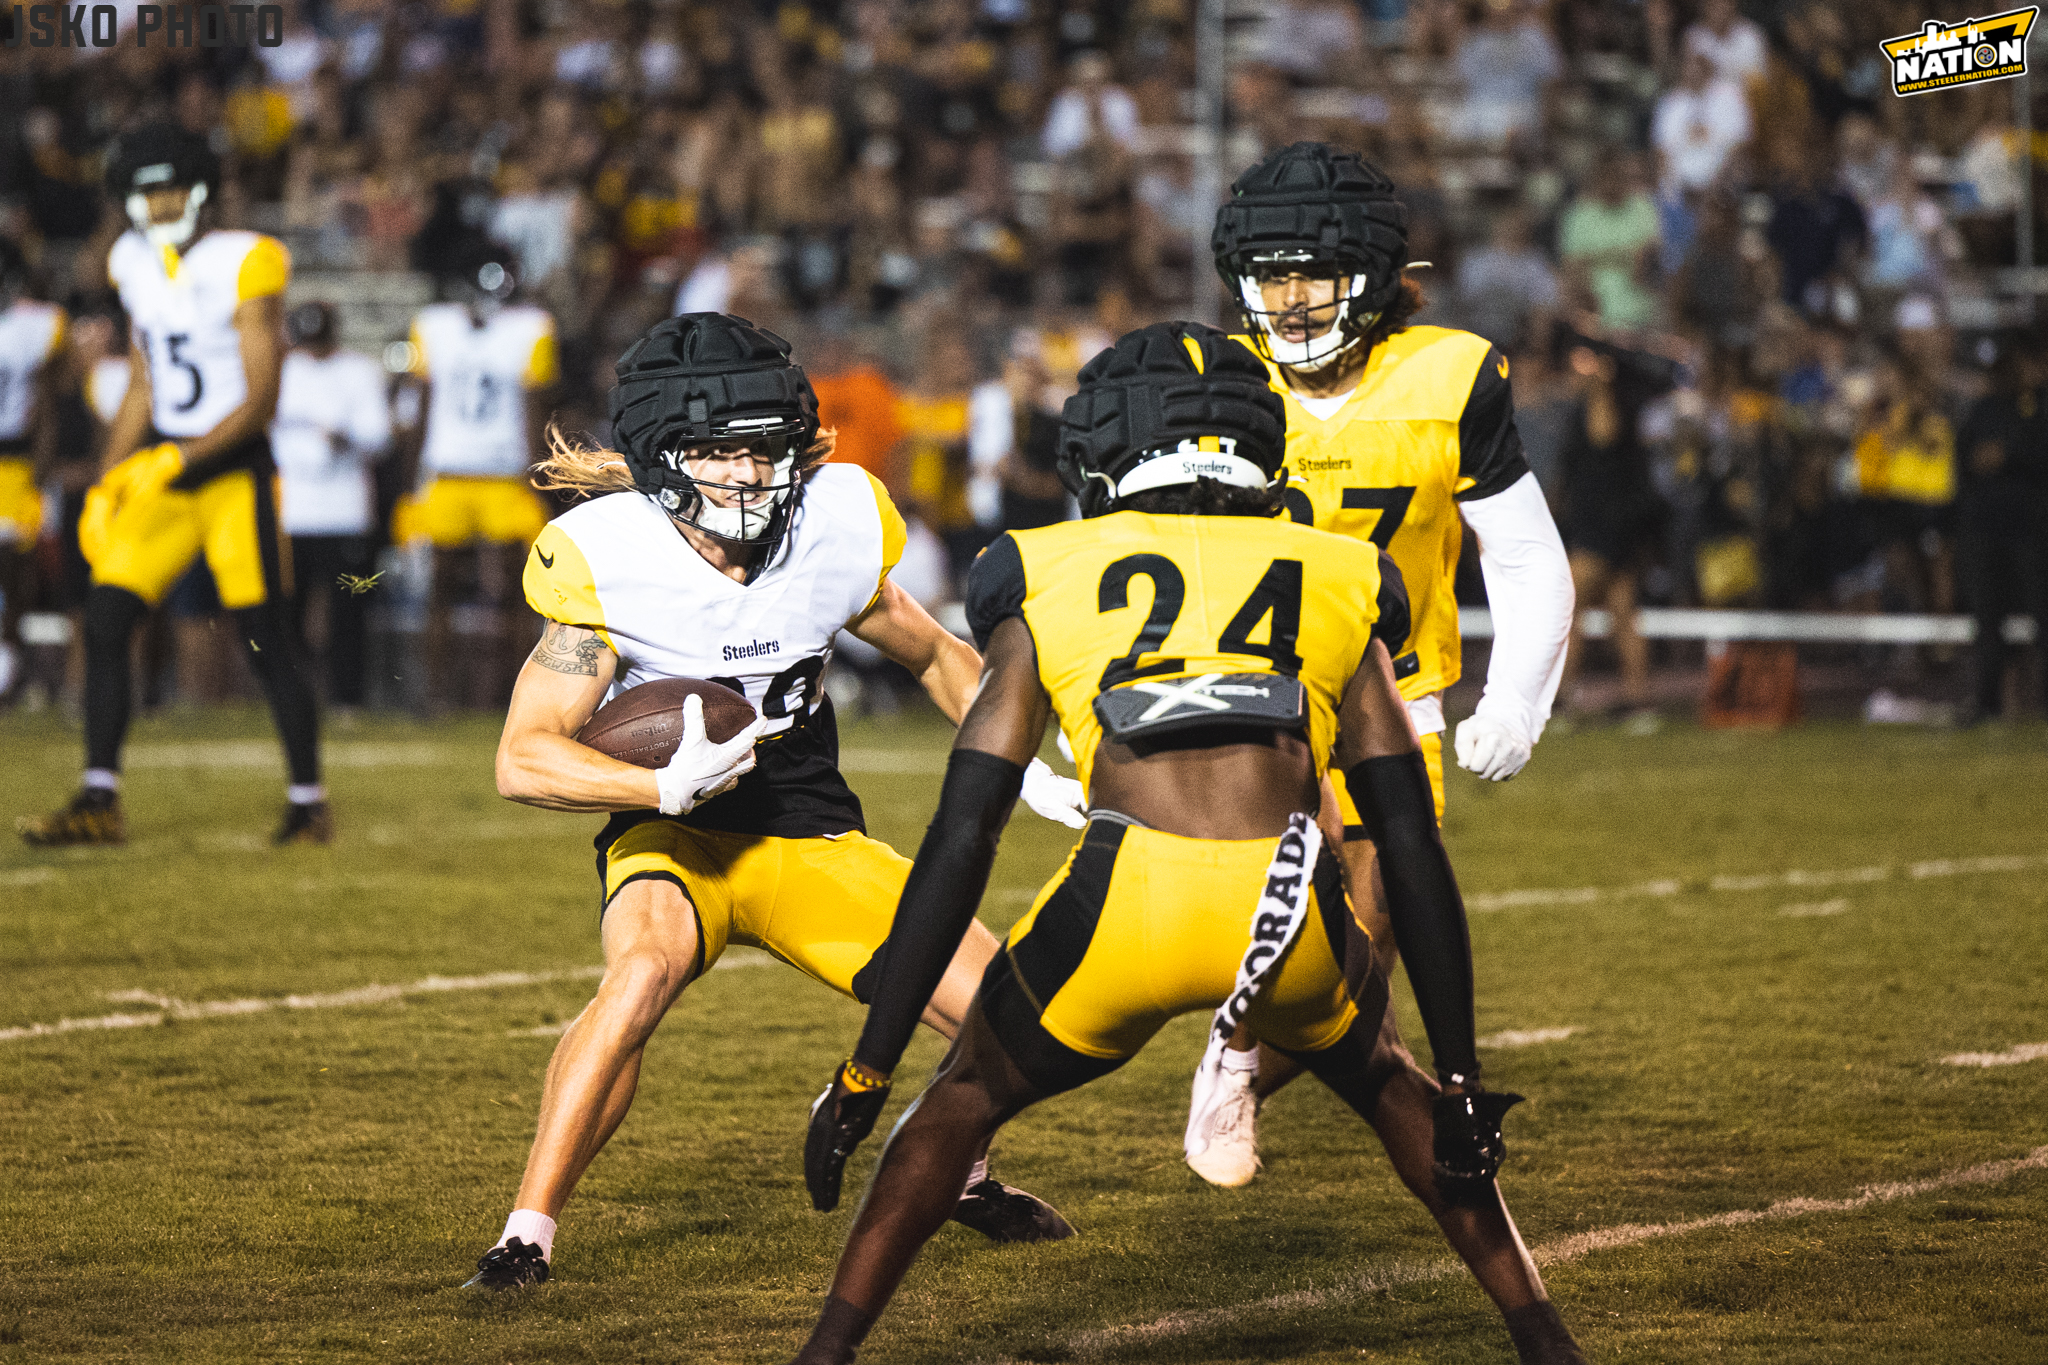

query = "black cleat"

[
  {"left": 273, "top": 800, "right": 334, "bottom": 846},
  {"left": 18, "top": 788, "right": 126, "bottom": 847},
  {"left": 463, "top": 1236, "right": 550, "bottom": 1290},
  {"left": 949, "top": 1178, "right": 1074, "bottom": 1244}
]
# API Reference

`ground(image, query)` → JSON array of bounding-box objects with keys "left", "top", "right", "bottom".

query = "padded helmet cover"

[
  {"left": 1057, "top": 322, "right": 1287, "bottom": 516},
  {"left": 609, "top": 312, "right": 821, "bottom": 491},
  {"left": 1211, "top": 141, "right": 1408, "bottom": 314},
  {"left": 104, "top": 125, "right": 221, "bottom": 199}
]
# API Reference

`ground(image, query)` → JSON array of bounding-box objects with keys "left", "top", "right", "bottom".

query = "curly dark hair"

[
  {"left": 1123, "top": 476, "right": 1285, "bottom": 517},
  {"left": 1358, "top": 274, "right": 1427, "bottom": 351}
]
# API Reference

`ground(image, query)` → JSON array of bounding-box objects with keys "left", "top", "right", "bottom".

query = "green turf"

[{"left": 2, "top": 706, "right": 2045, "bottom": 1363}]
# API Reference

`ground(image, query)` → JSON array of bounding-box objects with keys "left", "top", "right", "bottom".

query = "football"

[{"left": 575, "top": 677, "right": 757, "bottom": 768}]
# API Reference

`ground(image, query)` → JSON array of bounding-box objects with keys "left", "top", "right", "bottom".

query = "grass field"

[{"left": 3, "top": 704, "right": 2045, "bottom": 1364}]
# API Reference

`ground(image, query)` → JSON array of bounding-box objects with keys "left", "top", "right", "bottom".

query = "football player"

[
  {"left": 793, "top": 324, "right": 1586, "bottom": 1365},
  {"left": 399, "top": 241, "right": 557, "bottom": 709},
  {"left": 0, "top": 236, "right": 65, "bottom": 700},
  {"left": 1184, "top": 142, "right": 1576, "bottom": 1186},
  {"left": 19, "top": 128, "right": 327, "bottom": 847},
  {"left": 469, "top": 314, "right": 1087, "bottom": 1290}
]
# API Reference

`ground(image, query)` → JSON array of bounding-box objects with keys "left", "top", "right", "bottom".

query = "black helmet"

[
  {"left": 105, "top": 126, "right": 220, "bottom": 248},
  {"left": 1057, "top": 322, "right": 1287, "bottom": 518},
  {"left": 608, "top": 313, "right": 823, "bottom": 545},
  {"left": 439, "top": 238, "right": 519, "bottom": 313},
  {"left": 287, "top": 300, "right": 338, "bottom": 349},
  {"left": 0, "top": 237, "right": 28, "bottom": 306},
  {"left": 1211, "top": 142, "right": 1407, "bottom": 372}
]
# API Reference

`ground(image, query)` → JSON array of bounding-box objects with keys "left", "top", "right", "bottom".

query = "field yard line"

[
  {"left": 1465, "top": 850, "right": 2048, "bottom": 913},
  {"left": 1061, "top": 1145, "right": 2048, "bottom": 1359},
  {"left": 40, "top": 741, "right": 462, "bottom": 770},
  {"left": 0, "top": 948, "right": 786, "bottom": 1046},
  {"left": 1479, "top": 1026, "right": 1577, "bottom": 1048},
  {"left": 1942, "top": 1042, "right": 2048, "bottom": 1067}
]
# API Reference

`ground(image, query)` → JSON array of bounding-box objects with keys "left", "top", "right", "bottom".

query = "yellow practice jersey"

[
  {"left": 1237, "top": 326, "right": 1531, "bottom": 700},
  {"left": 967, "top": 511, "right": 1408, "bottom": 793}
]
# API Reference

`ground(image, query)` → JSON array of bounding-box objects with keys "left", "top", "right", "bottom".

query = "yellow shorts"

[
  {"left": 403, "top": 475, "right": 548, "bottom": 549},
  {"left": 84, "top": 463, "right": 284, "bottom": 610},
  {"left": 1332, "top": 730, "right": 1445, "bottom": 836},
  {"left": 0, "top": 457, "right": 40, "bottom": 547},
  {"left": 979, "top": 818, "right": 1362, "bottom": 1093},
  {"left": 601, "top": 818, "right": 913, "bottom": 999}
]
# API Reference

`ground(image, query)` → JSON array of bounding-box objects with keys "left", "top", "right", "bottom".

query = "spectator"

[
  {"left": 1455, "top": 207, "right": 1560, "bottom": 347},
  {"left": 1862, "top": 159, "right": 1959, "bottom": 294},
  {"left": 1763, "top": 139, "right": 1866, "bottom": 318},
  {"left": 1953, "top": 341, "right": 2048, "bottom": 722},
  {"left": 896, "top": 332, "right": 981, "bottom": 580},
  {"left": 1451, "top": 0, "right": 1562, "bottom": 147},
  {"left": 271, "top": 302, "right": 392, "bottom": 714},
  {"left": 1852, "top": 352, "right": 1956, "bottom": 618},
  {"left": 1651, "top": 50, "right": 1751, "bottom": 196},
  {"left": 1683, "top": 0, "right": 1768, "bottom": 87},
  {"left": 1041, "top": 51, "right": 1140, "bottom": 161},
  {"left": 1560, "top": 154, "right": 1665, "bottom": 333},
  {"left": 1669, "top": 191, "right": 1772, "bottom": 350}
]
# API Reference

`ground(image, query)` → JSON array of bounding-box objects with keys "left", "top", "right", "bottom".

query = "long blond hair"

[{"left": 531, "top": 423, "right": 840, "bottom": 500}]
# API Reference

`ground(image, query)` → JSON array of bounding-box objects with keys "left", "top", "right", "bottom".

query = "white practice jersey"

[
  {"left": 107, "top": 229, "right": 290, "bottom": 440},
  {"left": 0, "top": 300, "right": 66, "bottom": 446},
  {"left": 411, "top": 303, "right": 558, "bottom": 478},
  {"left": 271, "top": 349, "right": 393, "bottom": 536},
  {"left": 523, "top": 462, "right": 906, "bottom": 838}
]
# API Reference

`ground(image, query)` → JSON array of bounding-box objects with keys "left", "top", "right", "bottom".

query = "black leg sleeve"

[
  {"left": 83, "top": 585, "right": 149, "bottom": 772},
  {"left": 1346, "top": 751, "right": 1480, "bottom": 1084},
  {"left": 232, "top": 602, "right": 322, "bottom": 787},
  {"left": 330, "top": 538, "right": 372, "bottom": 707}
]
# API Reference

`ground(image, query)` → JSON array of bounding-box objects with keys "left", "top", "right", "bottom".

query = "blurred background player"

[
  {"left": 399, "top": 243, "right": 558, "bottom": 711},
  {"left": 469, "top": 314, "right": 1081, "bottom": 1290},
  {"left": 0, "top": 236, "right": 66, "bottom": 703},
  {"left": 272, "top": 301, "right": 392, "bottom": 717},
  {"left": 19, "top": 127, "right": 328, "bottom": 848},
  {"left": 1184, "top": 142, "right": 1574, "bottom": 1187},
  {"left": 796, "top": 324, "right": 1585, "bottom": 1365}
]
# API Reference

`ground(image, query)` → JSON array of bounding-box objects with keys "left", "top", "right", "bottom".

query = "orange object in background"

[
  {"left": 1702, "top": 642, "right": 1801, "bottom": 728},
  {"left": 813, "top": 366, "right": 904, "bottom": 483}
]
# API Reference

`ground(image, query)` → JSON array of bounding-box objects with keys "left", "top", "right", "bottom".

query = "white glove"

[
  {"left": 1454, "top": 714, "right": 1533, "bottom": 782},
  {"left": 1020, "top": 756, "right": 1087, "bottom": 829},
  {"left": 656, "top": 693, "right": 766, "bottom": 815}
]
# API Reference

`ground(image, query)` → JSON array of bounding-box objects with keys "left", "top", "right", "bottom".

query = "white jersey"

[
  {"left": 411, "top": 303, "right": 557, "bottom": 478},
  {"left": 523, "top": 462, "right": 906, "bottom": 838},
  {"left": 0, "top": 300, "right": 67, "bottom": 446},
  {"left": 86, "top": 356, "right": 132, "bottom": 425},
  {"left": 271, "top": 349, "right": 393, "bottom": 536},
  {"left": 107, "top": 229, "right": 290, "bottom": 440}
]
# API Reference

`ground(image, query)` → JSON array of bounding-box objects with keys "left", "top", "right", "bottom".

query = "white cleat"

[{"left": 1184, "top": 1032, "right": 1262, "bottom": 1188}]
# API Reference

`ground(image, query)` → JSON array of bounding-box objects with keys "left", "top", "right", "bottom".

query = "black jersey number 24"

[{"left": 1097, "top": 554, "right": 1304, "bottom": 690}]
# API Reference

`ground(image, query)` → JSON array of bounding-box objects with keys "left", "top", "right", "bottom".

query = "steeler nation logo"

[{"left": 1884, "top": 7, "right": 2037, "bottom": 96}]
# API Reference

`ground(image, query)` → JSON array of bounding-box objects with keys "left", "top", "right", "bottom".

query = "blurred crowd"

[{"left": 4, "top": 0, "right": 2047, "bottom": 717}]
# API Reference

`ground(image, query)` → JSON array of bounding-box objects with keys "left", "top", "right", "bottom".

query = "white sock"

[
  {"left": 83, "top": 768, "right": 120, "bottom": 792},
  {"left": 499, "top": 1209, "right": 556, "bottom": 1261},
  {"left": 287, "top": 784, "right": 326, "bottom": 806},
  {"left": 962, "top": 1157, "right": 989, "bottom": 1193},
  {"left": 1220, "top": 1045, "right": 1260, "bottom": 1076}
]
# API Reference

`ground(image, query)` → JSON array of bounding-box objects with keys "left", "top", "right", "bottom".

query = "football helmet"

[
  {"left": 0, "top": 236, "right": 28, "bottom": 308},
  {"left": 440, "top": 240, "right": 518, "bottom": 320},
  {"left": 105, "top": 126, "right": 221, "bottom": 251},
  {"left": 1211, "top": 141, "right": 1408, "bottom": 373},
  {"left": 1056, "top": 321, "right": 1287, "bottom": 518},
  {"left": 608, "top": 313, "right": 823, "bottom": 546}
]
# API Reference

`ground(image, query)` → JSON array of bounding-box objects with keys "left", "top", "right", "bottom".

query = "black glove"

[
  {"left": 805, "top": 1062, "right": 892, "bottom": 1212},
  {"left": 1431, "top": 1089, "right": 1524, "bottom": 1207}
]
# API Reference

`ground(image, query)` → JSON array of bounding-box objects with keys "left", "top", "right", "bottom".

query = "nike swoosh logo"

[
  {"left": 536, "top": 549, "right": 555, "bottom": 568},
  {"left": 1496, "top": 356, "right": 1510, "bottom": 379}
]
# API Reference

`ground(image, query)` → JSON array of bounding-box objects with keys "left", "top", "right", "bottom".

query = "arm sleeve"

[
  {"left": 524, "top": 319, "right": 559, "bottom": 389},
  {"left": 235, "top": 237, "right": 291, "bottom": 302},
  {"left": 852, "top": 749, "right": 1026, "bottom": 1077},
  {"left": 1460, "top": 471, "right": 1573, "bottom": 745},
  {"left": 1453, "top": 346, "right": 1532, "bottom": 503},
  {"left": 1371, "top": 549, "right": 1412, "bottom": 654},
  {"left": 859, "top": 470, "right": 909, "bottom": 614},
  {"left": 522, "top": 522, "right": 613, "bottom": 651},
  {"left": 964, "top": 532, "right": 1027, "bottom": 651},
  {"left": 1345, "top": 751, "right": 1480, "bottom": 1083}
]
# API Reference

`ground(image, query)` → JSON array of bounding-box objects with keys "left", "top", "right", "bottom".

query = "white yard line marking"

[
  {"left": 1064, "top": 1145, "right": 2048, "bottom": 1358},
  {"left": 1779, "top": 898, "right": 1851, "bottom": 918},
  {"left": 41, "top": 741, "right": 462, "bottom": 770},
  {"left": 1465, "top": 851, "right": 2048, "bottom": 913},
  {"left": 1479, "top": 1026, "right": 1578, "bottom": 1048},
  {"left": 0, "top": 868, "right": 58, "bottom": 887},
  {"left": 1942, "top": 1042, "right": 2048, "bottom": 1068},
  {"left": 1, "top": 947, "right": 786, "bottom": 1046}
]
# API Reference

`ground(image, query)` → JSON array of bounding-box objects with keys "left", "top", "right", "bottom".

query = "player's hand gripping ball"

[
  {"left": 1431, "top": 1089, "right": 1525, "bottom": 1207},
  {"left": 806, "top": 1060, "right": 892, "bottom": 1212},
  {"left": 575, "top": 678, "right": 765, "bottom": 815}
]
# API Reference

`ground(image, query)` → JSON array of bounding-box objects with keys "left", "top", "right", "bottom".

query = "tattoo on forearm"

[{"left": 533, "top": 622, "right": 604, "bottom": 676}]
